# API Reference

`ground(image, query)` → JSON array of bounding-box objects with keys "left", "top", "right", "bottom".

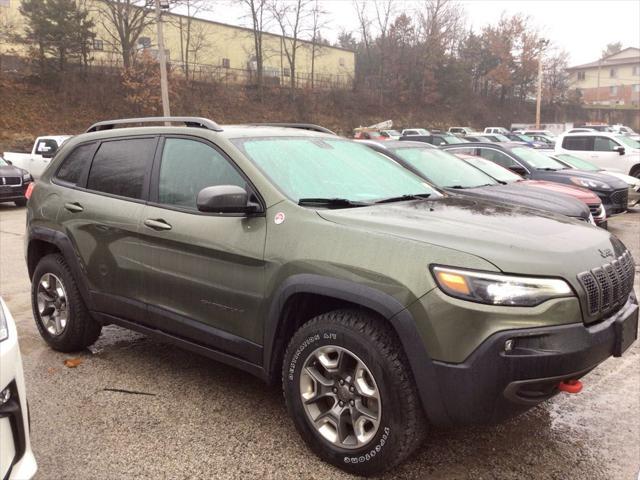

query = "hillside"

[{"left": 0, "top": 71, "right": 543, "bottom": 153}]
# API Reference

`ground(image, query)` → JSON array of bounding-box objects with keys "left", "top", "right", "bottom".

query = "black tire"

[
  {"left": 31, "top": 253, "right": 102, "bottom": 352},
  {"left": 14, "top": 198, "right": 27, "bottom": 207},
  {"left": 282, "top": 309, "right": 426, "bottom": 476},
  {"left": 630, "top": 166, "right": 640, "bottom": 179}
]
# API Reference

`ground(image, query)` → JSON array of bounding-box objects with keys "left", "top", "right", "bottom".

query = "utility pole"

[
  {"left": 535, "top": 55, "right": 543, "bottom": 129},
  {"left": 535, "top": 39, "right": 549, "bottom": 129},
  {"left": 155, "top": 0, "right": 171, "bottom": 117}
]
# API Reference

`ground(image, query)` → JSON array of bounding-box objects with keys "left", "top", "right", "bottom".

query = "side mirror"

[
  {"left": 196, "top": 185, "right": 258, "bottom": 214},
  {"left": 41, "top": 150, "right": 56, "bottom": 159},
  {"left": 613, "top": 146, "right": 625, "bottom": 155}
]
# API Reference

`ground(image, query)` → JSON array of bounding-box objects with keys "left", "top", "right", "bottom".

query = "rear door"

[
  {"left": 55, "top": 136, "right": 157, "bottom": 322},
  {"left": 137, "top": 136, "right": 267, "bottom": 360}
]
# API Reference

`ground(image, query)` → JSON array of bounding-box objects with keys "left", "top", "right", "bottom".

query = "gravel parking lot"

[{"left": 1, "top": 204, "right": 638, "bottom": 480}]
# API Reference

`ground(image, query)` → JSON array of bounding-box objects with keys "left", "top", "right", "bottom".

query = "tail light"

[{"left": 25, "top": 182, "right": 35, "bottom": 199}]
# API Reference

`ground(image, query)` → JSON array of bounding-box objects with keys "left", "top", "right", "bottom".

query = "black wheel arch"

[
  {"left": 27, "top": 226, "right": 92, "bottom": 309},
  {"left": 263, "top": 274, "right": 450, "bottom": 425}
]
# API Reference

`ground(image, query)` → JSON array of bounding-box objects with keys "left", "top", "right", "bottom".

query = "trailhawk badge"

[{"left": 274, "top": 212, "right": 286, "bottom": 225}]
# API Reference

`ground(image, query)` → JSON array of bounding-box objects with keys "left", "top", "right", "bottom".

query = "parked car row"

[{"left": 11, "top": 116, "right": 637, "bottom": 477}]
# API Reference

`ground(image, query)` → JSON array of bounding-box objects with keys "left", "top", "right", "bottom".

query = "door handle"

[
  {"left": 64, "top": 202, "right": 84, "bottom": 213},
  {"left": 144, "top": 218, "right": 172, "bottom": 231}
]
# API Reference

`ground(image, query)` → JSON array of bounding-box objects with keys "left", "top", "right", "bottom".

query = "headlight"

[
  {"left": 569, "top": 176, "right": 611, "bottom": 190},
  {"left": 22, "top": 173, "right": 32, "bottom": 182},
  {"left": 0, "top": 304, "right": 8, "bottom": 342},
  {"left": 431, "top": 266, "right": 573, "bottom": 306}
]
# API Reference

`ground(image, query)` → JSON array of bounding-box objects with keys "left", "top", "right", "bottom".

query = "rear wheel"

[
  {"left": 31, "top": 254, "right": 102, "bottom": 352},
  {"left": 282, "top": 309, "right": 426, "bottom": 476}
]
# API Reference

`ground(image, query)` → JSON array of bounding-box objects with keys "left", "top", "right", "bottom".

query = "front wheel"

[
  {"left": 31, "top": 253, "right": 102, "bottom": 352},
  {"left": 282, "top": 310, "right": 426, "bottom": 476}
]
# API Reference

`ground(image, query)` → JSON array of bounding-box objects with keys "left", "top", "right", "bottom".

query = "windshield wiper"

[
  {"left": 298, "top": 197, "right": 370, "bottom": 208},
  {"left": 538, "top": 167, "right": 561, "bottom": 171},
  {"left": 374, "top": 193, "right": 431, "bottom": 204},
  {"left": 447, "top": 185, "right": 467, "bottom": 189}
]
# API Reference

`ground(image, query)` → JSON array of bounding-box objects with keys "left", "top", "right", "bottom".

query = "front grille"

[
  {"left": 577, "top": 250, "right": 635, "bottom": 322},
  {"left": 0, "top": 176, "right": 21, "bottom": 186},
  {"left": 610, "top": 189, "right": 628, "bottom": 210}
]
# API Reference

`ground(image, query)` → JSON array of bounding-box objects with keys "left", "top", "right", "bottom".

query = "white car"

[
  {"left": 3, "top": 136, "right": 71, "bottom": 179},
  {"left": 448, "top": 127, "right": 475, "bottom": 136},
  {"left": 555, "top": 131, "right": 640, "bottom": 178},
  {"left": 401, "top": 128, "right": 430, "bottom": 136},
  {"left": 483, "top": 127, "right": 510, "bottom": 135},
  {"left": 0, "top": 298, "right": 37, "bottom": 480}
]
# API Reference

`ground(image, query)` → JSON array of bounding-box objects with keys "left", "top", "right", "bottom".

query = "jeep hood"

[{"left": 317, "top": 196, "right": 626, "bottom": 283}]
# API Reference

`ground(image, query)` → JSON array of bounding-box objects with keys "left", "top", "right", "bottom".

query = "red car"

[{"left": 456, "top": 154, "right": 607, "bottom": 228}]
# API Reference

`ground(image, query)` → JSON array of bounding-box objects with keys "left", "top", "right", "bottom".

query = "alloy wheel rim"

[
  {"left": 299, "top": 345, "right": 381, "bottom": 450},
  {"left": 36, "top": 273, "right": 68, "bottom": 336}
]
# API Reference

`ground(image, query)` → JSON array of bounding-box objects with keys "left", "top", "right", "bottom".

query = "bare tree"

[
  {"left": 308, "top": 0, "right": 328, "bottom": 89},
  {"left": 168, "top": 0, "right": 212, "bottom": 80},
  {"left": 98, "top": 0, "right": 154, "bottom": 69},
  {"left": 269, "top": 0, "right": 312, "bottom": 99},
  {"left": 239, "top": 0, "right": 270, "bottom": 99}
]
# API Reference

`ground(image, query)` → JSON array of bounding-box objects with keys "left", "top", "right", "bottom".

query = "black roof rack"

[
  {"left": 247, "top": 123, "right": 336, "bottom": 135},
  {"left": 86, "top": 116, "right": 223, "bottom": 133}
]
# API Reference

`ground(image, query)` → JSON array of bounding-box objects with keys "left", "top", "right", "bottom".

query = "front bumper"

[
  {"left": 0, "top": 301, "right": 37, "bottom": 480},
  {"left": 428, "top": 294, "right": 638, "bottom": 425},
  {"left": 0, "top": 183, "right": 28, "bottom": 203}
]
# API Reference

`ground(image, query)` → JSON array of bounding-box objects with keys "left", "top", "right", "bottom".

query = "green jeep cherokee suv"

[{"left": 25, "top": 117, "right": 638, "bottom": 476}]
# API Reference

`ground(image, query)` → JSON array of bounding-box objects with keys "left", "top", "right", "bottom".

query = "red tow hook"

[{"left": 558, "top": 379, "right": 583, "bottom": 394}]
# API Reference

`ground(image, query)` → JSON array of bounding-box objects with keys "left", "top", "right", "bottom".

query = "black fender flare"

[
  {"left": 262, "top": 274, "right": 451, "bottom": 425},
  {"left": 27, "top": 226, "right": 93, "bottom": 310}
]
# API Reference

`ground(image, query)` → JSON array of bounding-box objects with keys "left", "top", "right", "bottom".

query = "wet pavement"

[{"left": 1, "top": 204, "right": 638, "bottom": 479}]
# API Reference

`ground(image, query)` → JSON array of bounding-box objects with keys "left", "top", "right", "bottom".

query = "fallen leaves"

[{"left": 63, "top": 358, "right": 83, "bottom": 368}]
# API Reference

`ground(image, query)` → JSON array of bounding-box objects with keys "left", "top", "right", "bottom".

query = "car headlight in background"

[
  {"left": 0, "top": 304, "right": 8, "bottom": 342},
  {"left": 569, "top": 176, "right": 612, "bottom": 190},
  {"left": 431, "top": 266, "right": 573, "bottom": 306},
  {"left": 22, "top": 172, "right": 32, "bottom": 183}
]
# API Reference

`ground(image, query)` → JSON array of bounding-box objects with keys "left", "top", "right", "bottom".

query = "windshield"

[
  {"left": 233, "top": 137, "right": 440, "bottom": 203},
  {"left": 514, "top": 134, "right": 535, "bottom": 142},
  {"left": 616, "top": 135, "right": 640, "bottom": 148},
  {"left": 390, "top": 147, "right": 497, "bottom": 188},
  {"left": 512, "top": 147, "right": 566, "bottom": 170},
  {"left": 385, "top": 130, "right": 401, "bottom": 136},
  {"left": 441, "top": 135, "right": 468, "bottom": 144},
  {"left": 553, "top": 154, "right": 600, "bottom": 171},
  {"left": 491, "top": 134, "right": 510, "bottom": 142},
  {"left": 462, "top": 156, "right": 523, "bottom": 183}
]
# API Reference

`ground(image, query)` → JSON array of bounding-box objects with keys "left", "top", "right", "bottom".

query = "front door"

[{"left": 138, "top": 137, "right": 267, "bottom": 359}]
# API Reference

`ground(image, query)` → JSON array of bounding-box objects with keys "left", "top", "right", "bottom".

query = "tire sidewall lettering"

[
  {"left": 343, "top": 426, "right": 390, "bottom": 464},
  {"left": 287, "top": 331, "right": 339, "bottom": 381}
]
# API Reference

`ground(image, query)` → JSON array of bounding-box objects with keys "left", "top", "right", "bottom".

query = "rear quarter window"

[{"left": 55, "top": 143, "right": 96, "bottom": 185}]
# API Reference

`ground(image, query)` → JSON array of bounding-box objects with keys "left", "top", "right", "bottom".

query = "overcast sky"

[{"left": 203, "top": 0, "right": 640, "bottom": 66}]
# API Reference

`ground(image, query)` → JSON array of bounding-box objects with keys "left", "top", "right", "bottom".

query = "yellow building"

[
  {"left": 567, "top": 47, "right": 640, "bottom": 107},
  {"left": 0, "top": 0, "right": 355, "bottom": 88}
]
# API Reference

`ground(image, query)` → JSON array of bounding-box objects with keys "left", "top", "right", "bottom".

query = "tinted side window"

[
  {"left": 158, "top": 138, "right": 246, "bottom": 210},
  {"left": 87, "top": 138, "right": 156, "bottom": 200},
  {"left": 477, "top": 148, "right": 517, "bottom": 168},
  {"left": 593, "top": 137, "right": 618, "bottom": 151},
  {"left": 562, "top": 136, "right": 592, "bottom": 151},
  {"left": 56, "top": 143, "right": 95, "bottom": 185}
]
